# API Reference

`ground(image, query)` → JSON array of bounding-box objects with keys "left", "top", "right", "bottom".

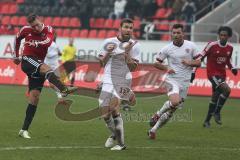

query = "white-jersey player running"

[
  {"left": 148, "top": 24, "right": 201, "bottom": 139},
  {"left": 98, "top": 18, "right": 140, "bottom": 150},
  {"left": 44, "top": 32, "right": 62, "bottom": 99}
]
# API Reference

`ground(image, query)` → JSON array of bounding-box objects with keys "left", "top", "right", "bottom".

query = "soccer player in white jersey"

[
  {"left": 44, "top": 32, "right": 63, "bottom": 99},
  {"left": 98, "top": 18, "right": 141, "bottom": 150},
  {"left": 148, "top": 24, "right": 201, "bottom": 139}
]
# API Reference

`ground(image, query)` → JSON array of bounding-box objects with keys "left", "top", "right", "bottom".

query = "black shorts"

[
  {"left": 209, "top": 76, "right": 225, "bottom": 91},
  {"left": 21, "top": 56, "right": 46, "bottom": 91}
]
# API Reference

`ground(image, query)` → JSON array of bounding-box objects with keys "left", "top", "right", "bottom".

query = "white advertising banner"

[{"left": 0, "top": 35, "right": 239, "bottom": 67}]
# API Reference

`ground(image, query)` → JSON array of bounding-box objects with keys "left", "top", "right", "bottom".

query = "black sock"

[
  {"left": 63, "top": 61, "right": 76, "bottom": 75},
  {"left": 205, "top": 102, "right": 216, "bottom": 122},
  {"left": 215, "top": 94, "right": 227, "bottom": 114},
  {"left": 22, "top": 104, "right": 37, "bottom": 130},
  {"left": 45, "top": 71, "right": 66, "bottom": 92},
  {"left": 70, "top": 76, "right": 75, "bottom": 87}
]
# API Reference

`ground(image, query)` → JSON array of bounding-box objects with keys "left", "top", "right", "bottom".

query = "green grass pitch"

[{"left": 0, "top": 85, "right": 239, "bottom": 160}]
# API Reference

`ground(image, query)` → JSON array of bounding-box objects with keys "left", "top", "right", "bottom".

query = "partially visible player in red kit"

[
  {"left": 198, "top": 26, "right": 238, "bottom": 128},
  {"left": 13, "top": 13, "right": 78, "bottom": 138}
]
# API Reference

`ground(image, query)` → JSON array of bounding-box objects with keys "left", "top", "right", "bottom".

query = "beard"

[
  {"left": 220, "top": 40, "right": 227, "bottom": 46},
  {"left": 122, "top": 34, "right": 131, "bottom": 42}
]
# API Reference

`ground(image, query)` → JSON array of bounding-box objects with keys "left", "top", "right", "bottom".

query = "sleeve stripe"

[
  {"left": 200, "top": 41, "right": 217, "bottom": 57},
  {"left": 18, "top": 26, "right": 31, "bottom": 36},
  {"left": 204, "top": 41, "right": 217, "bottom": 52},
  {"left": 38, "top": 37, "right": 50, "bottom": 45}
]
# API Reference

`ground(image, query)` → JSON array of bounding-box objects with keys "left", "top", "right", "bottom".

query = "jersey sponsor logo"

[{"left": 216, "top": 57, "right": 226, "bottom": 64}]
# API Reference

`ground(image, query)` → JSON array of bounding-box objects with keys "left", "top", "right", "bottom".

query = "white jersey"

[
  {"left": 157, "top": 40, "right": 198, "bottom": 82},
  {"left": 44, "top": 41, "right": 60, "bottom": 70},
  {"left": 98, "top": 37, "right": 141, "bottom": 86}
]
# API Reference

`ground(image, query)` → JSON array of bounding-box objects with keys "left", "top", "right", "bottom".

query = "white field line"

[{"left": 0, "top": 145, "right": 240, "bottom": 152}]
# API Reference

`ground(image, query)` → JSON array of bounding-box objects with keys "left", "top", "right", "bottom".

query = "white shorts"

[
  {"left": 44, "top": 57, "right": 59, "bottom": 70},
  {"left": 164, "top": 78, "right": 189, "bottom": 99},
  {"left": 98, "top": 83, "right": 133, "bottom": 107}
]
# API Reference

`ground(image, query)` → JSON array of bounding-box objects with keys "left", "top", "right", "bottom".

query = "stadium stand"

[{"left": 0, "top": 0, "right": 226, "bottom": 40}]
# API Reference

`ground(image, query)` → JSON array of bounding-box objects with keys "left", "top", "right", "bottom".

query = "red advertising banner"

[{"left": 0, "top": 59, "right": 239, "bottom": 98}]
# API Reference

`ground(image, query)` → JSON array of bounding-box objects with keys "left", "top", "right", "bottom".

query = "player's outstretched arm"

[
  {"left": 226, "top": 54, "right": 238, "bottom": 76},
  {"left": 98, "top": 51, "right": 113, "bottom": 67},
  {"left": 99, "top": 43, "right": 115, "bottom": 67},
  {"left": 13, "top": 57, "right": 21, "bottom": 65},
  {"left": 99, "top": 53, "right": 112, "bottom": 67},
  {"left": 124, "top": 41, "right": 139, "bottom": 71},
  {"left": 181, "top": 59, "right": 201, "bottom": 67},
  {"left": 154, "top": 61, "right": 175, "bottom": 74},
  {"left": 13, "top": 29, "right": 25, "bottom": 65},
  {"left": 125, "top": 55, "right": 138, "bottom": 72}
]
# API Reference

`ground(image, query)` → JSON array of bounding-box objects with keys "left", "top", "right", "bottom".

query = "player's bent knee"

[
  {"left": 169, "top": 93, "right": 181, "bottom": 107},
  {"left": 40, "top": 64, "right": 51, "bottom": 73},
  {"left": 219, "top": 83, "right": 231, "bottom": 97},
  {"left": 224, "top": 88, "right": 231, "bottom": 97},
  {"left": 109, "top": 97, "right": 120, "bottom": 110},
  {"left": 29, "top": 90, "right": 41, "bottom": 105},
  {"left": 103, "top": 114, "right": 111, "bottom": 120},
  {"left": 171, "top": 101, "right": 180, "bottom": 108},
  {"left": 29, "top": 96, "right": 39, "bottom": 106},
  {"left": 112, "top": 110, "right": 120, "bottom": 117},
  {"left": 225, "top": 86, "right": 231, "bottom": 96}
]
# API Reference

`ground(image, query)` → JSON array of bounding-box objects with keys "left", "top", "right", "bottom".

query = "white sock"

[
  {"left": 157, "top": 101, "right": 172, "bottom": 116},
  {"left": 151, "top": 110, "right": 173, "bottom": 133},
  {"left": 104, "top": 117, "right": 116, "bottom": 137},
  {"left": 56, "top": 91, "right": 63, "bottom": 99},
  {"left": 113, "top": 115, "right": 124, "bottom": 146}
]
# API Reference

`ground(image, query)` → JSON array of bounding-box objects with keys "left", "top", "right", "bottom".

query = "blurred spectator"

[
  {"left": 170, "top": 0, "right": 186, "bottom": 20},
  {"left": 64, "top": 0, "right": 75, "bottom": 7},
  {"left": 194, "top": 0, "right": 209, "bottom": 20},
  {"left": 109, "top": 0, "right": 127, "bottom": 19},
  {"left": 142, "top": 21, "right": 160, "bottom": 40},
  {"left": 196, "top": 0, "right": 208, "bottom": 10},
  {"left": 125, "top": 0, "right": 141, "bottom": 19},
  {"left": 47, "top": 0, "right": 56, "bottom": 6},
  {"left": 6, "top": 24, "right": 15, "bottom": 35},
  {"left": 141, "top": 0, "right": 158, "bottom": 19},
  {"left": 78, "top": 0, "right": 92, "bottom": 29},
  {"left": 0, "top": 0, "right": 15, "bottom": 2},
  {"left": 0, "top": 24, "right": 14, "bottom": 35},
  {"left": 181, "top": 0, "right": 197, "bottom": 22},
  {"left": 164, "top": 0, "right": 175, "bottom": 8},
  {"left": 0, "top": 21, "right": 6, "bottom": 35}
]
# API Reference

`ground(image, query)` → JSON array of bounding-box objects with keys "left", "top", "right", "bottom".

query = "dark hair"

[
  {"left": 172, "top": 23, "right": 184, "bottom": 31},
  {"left": 218, "top": 26, "right": 232, "bottom": 37},
  {"left": 27, "top": 13, "right": 37, "bottom": 23},
  {"left": 120, "top": 18, "right": 133, "bottom": 27}
]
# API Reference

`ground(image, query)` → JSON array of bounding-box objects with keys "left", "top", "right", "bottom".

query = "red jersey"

[
  {"left": 14, "top": 24, "right": 54, "bottom": 60},
  {"left": 199, "top": 41, "right": 233, "bottom": 78}
]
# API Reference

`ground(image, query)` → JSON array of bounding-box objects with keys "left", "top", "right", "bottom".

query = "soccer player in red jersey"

[
  {"left": 199, "top": 26, "right": 238, "bottom": 128},
  {"left": 13, "top": 14, "right": 78, "bottom": 138}
]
